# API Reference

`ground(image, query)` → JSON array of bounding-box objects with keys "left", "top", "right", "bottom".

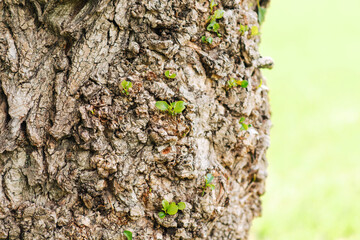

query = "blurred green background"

[{"left": 249, "top": 0, "right": 360, "bottom": 239}]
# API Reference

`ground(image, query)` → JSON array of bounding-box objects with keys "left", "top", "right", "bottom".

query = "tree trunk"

[{"left": 0, "top": 0, "right": 272, "bottom": 239}]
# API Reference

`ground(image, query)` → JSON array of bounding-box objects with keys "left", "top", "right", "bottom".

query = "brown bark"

[{"left": 0, "top": 0, "right": 272, "bottom": 239}]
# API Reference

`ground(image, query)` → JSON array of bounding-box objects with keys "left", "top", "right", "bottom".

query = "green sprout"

[
  {"left": 201, "top": 36, "right": 214, "bottom": 44},
  {"left": 257, "top": 0, "right": 267, "bottom": 25},
  {"left": 207, "top": 9, "right": 224, "bottom": 37},
  {"left": 256, "top": 79, "right": 263, "bottom": 89},
  {"left": 227, "top": 77, "right": 248, "bottom": 89},
  {"left": 251, "top": 26, "right": 259, "bottom": 36},
  {"left": 121, "top": 80, "right": 133, "bottom": 95},
  {"left": 239, "top": 24, "right": 249, "bottom": 35},
  {"left": 155, "top": 101, "right": 186, "bottom": 116},
  {"left": 158, "top": 200, "right": 186, "bottom": 219},
  {"left": 202, "top": 173, "right": 215, "bottom": 196},
  {"left": 165, "top": 70, "right": 176, "bottom": 79},
  {"left": 209, "top": 0, "right": 218, "bottom": 13},
  {"left": 123, "top": 230, "right": 132, "bottom": 240},
  {"left": 239, "top": 117, "right": 252, "bottom": 131}
]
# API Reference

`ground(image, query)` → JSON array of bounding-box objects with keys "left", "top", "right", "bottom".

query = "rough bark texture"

[{"left": 0, "top": 0, "right": 272, "bottom": 239}]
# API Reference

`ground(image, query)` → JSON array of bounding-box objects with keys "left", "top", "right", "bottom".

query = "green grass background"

[{"left": 249, "top": 0, "right": 360, "bottom": 239}]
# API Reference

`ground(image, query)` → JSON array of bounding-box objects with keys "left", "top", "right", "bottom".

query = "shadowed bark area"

[{"left": 0, "top": 0, "right": 272, "bottom": 239}]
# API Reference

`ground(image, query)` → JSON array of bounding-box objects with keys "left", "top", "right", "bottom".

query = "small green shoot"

[
  {"left": 207, "top": 9, "right": 224, "bottom": 37},
  {"left": 257, "top": 0, "right": 267, "bottom": 25},
  {"left": 201, "top": 36, "right": 213, "bottom": 44},
  {"left": 155, "top": 101, "right": 186, "bottom": 116},
  {"left": 159, "top": 200, "right": 186, "bottom": 219},
  {"left": 239, "top": 117, "right": 252, "bottom": 131},
  {"left": 213, "top": 9, "right": 224, "bottom": 19},
  {"left": 240, "top": 80, "right": 249, "bottom": 88},
  {"left": 227, "top": 78, "right": 237, "bottom": 88},
  {"left": 227, "top": 78, "right": 248, "bottom": 89},
  {"left": 165, "top": 70, "right": 176, "bottom": 79},
  {"left": 256, "top": 79, "right": 263, "bottom": 89},
  {"left": 123, "top": 230, "right": 132, "bottom": 240},
  {"left": 239, "top": 24, "right": 249, "bottom": 35},
  {"left": 207, "top": 21, "right": 220, "bottom": 36},
  {"left": 121, "top": 80, "right": 133, "bottom": 95},
  {"left": 251, "top": 26, "right": 259, "bottom": 36},
  {"left": 177, "top": 202, "right": 186, "bottom": 210},
  {"left": 202, "top": 173, "right": 215, "bottom": 196},
  {"left": 210, "top": 0, "right": 218, "bottom": 13}
]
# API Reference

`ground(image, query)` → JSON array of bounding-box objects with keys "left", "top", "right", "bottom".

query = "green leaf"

[
  {"left": 121, "top": 80, "right": 132, "bottom": 95},
  {"left": 228, "top": 78, "right": 237, "bottom": 88},
  {"left": 207, "top": 36, "right": 213, "bottom": 44},
  {"left": 173, "top": 101, "right": 186, "bottom": 114},
  {"left": 121, "top": 80, "right": 127, "bottom": 89},
  {"left": 123, "top": 230, "right": 132, "bottom": 240},
  {"left": 201, "top": 36, "right": 207, "bottom": 43},
  {"left": 167, "top": 202, "right": 178, "bottom": 215},
  {"left": 177, "top": 202, "right": 186, "bottom": 210},
  {"left": 213, "top": 22, "right": 220, "bottom": 32},
  {"left": 207, "top": 21, "right": 215, "bottom": 31},
  {"left": 207, "top": 21, "right": 220, "bottom": 33},
  {"left": 165, "top": 70, "right": 170, "bottom": 78},
  {"left": 209, "top": 184, "right": 215, "bottom": 190},
  {"left": 165, "top": 70, "right": 176, "bottom": 79},
  {"left": 240, "top": 80, "right": 248, "bottom": 88},
  {"left": 158, "top": 212, "right": 166, "bottom": 219},
  {"left": 240, "top": 123, "right": 249, "bottom": 131},
  {"left": 239, "top": 117, "right": 245, "bottom": 123},
  {"left": 156, "top": 101, "right": 170, "bottom": 111},
  {"left": 258, "top": 6, "right": 266, "bottom": 25},
  {"left": 257, "top": 0, "right": 267, "bottom": 25},
  {"left": 251, "top": 26, "right": 259, "bottom": 36},
  {"left": 122, "top": 80, "right": 132, "bottom": 89},
  {"left": 162, "top": 200, "right": 169, "bottom": 211},
  {"left": 239, "top": 24, "right": 247, "bottom": 35},
  {"left": 206, "top": 173, "right": 214, "bottom": 184},
  {"left": 213, "top": 9, "right": 224, "bottom": 19}
]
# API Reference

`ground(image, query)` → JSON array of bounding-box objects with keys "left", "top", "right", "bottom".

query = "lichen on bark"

[{"left": 0, "top": 0, "right": 272, "bottom": 239}]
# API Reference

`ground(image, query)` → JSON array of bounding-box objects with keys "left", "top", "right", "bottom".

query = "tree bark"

[{"left": 0, "top": 0, "right": 272, "bottom": 239}]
